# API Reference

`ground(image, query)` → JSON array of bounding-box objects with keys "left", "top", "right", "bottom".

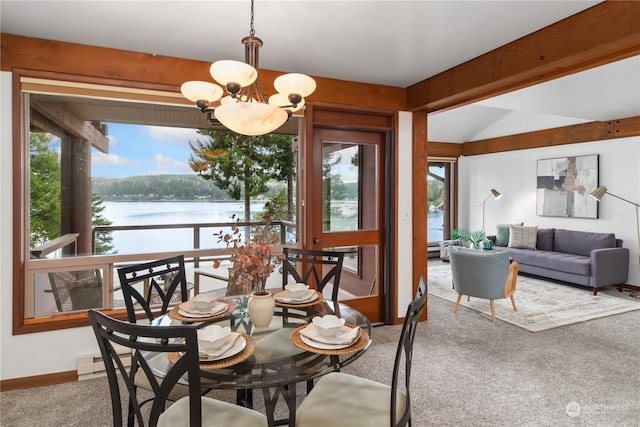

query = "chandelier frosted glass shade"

[
  {"left": 268, "top": 93, "right": 305, "bottom": 113},
  {"left": 214, "top": 102, "right": 288, "bottom": 136},
  {"left": 274, "top": 73, "right": 317, "bottom": 98},
  {"left": 180, "top": 81, "right": 224, "bottom": 109},
  {"left": 210, "top": 60, "right": 258, "bottom": 88}
]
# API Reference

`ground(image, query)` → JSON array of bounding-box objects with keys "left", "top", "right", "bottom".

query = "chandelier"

[{"left": 180, "top": 0, "right": 316, "bottom": 136}]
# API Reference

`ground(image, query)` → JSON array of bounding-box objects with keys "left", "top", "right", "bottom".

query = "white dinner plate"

[
  {"left": 299, "top": 326, "right": 361, "bottom": 350},
  {"left": 274, "top": 290, "right": 319, "bottom": 304},
  {"left": 178, "top": 301, "right": 228, "bottom": 318},
  {"left": 199, "top": 333, "right": 246, "bottom": 361}
]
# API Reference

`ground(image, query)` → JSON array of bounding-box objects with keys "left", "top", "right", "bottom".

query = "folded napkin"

[
  {"left": 275, "top": 290, "right": 314, "bottom": 303},
  {"left": 199, "top": 332, "right": 241, "bottom": 359},
  {"left": 300, "top": 324, "right": 360, "bottom": 346},
  {"left": 183, "top": 301, "right": 227, "bottom": 315}
]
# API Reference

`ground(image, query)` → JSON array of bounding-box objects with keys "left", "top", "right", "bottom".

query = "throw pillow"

[
  {"left": 508, "top": 225, "right": 538, "bottom": 249},
  {"left": 495, "top": 222, "right": 524, "bottom": 246},
  {"left": 536, "top": 228, "right": 555, "bottom": 251}
]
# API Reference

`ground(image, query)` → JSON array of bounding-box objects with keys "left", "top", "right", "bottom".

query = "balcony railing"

[
  {"left": 92, "top": 219, "right": 297, "bottom": 265},
  {"left": 26, "top": 220, "right": 298, "bottom": 317}
]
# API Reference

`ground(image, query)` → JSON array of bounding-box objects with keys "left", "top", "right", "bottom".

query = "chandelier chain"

[{"left": 249, "top": 0, "right": 255, "bottom": 36}]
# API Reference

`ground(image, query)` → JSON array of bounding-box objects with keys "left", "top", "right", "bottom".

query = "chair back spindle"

[
  {"left": 117, "top": 255, "right": 189, "bottom": 323},
  {"left": 281, "top": 248, "right": 344, "bottom": 302}
]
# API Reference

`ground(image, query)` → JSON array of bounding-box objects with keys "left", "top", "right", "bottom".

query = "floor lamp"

[
  {"left": 590, "top": 186, "right": 640, "bottom": 295},
  {"left": 479, "top": 188, "right": 502, "bottom": 232}
]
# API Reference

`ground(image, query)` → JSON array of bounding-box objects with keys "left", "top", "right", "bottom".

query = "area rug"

[{"left": 427, "top": 264, "right": 640, "bottom": 332}]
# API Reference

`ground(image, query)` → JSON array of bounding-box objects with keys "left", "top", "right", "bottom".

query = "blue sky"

[
  {"left": 91, "top": 122, "right": 358, "bottom": 182},
  {"left": 92, "top": 123, "right": 203, "bottom": 178}
]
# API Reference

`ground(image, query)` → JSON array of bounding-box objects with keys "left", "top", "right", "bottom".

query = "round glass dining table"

[{"left": 148, "top": 293, "right": 372, "bottom": 427}]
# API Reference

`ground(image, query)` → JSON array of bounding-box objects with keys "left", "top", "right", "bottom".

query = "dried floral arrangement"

[{"left": 213, "top": 214, "right": 280, "bottom": 295}]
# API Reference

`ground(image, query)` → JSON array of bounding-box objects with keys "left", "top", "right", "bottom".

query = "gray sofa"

[{"left": 488, "top": 228, "right": 629, "bottom": 295}]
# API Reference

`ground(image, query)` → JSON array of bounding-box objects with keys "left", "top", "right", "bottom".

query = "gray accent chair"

[{"left": 449, "top": 247, "right": 518, "bottom": 323}]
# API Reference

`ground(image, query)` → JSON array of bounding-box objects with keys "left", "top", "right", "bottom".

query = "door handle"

[{"left": 313, "top": 237, "right": 320, "bottom": 244}]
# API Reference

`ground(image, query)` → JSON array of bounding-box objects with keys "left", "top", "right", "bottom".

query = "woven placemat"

[
  {"left": 290, "top": 324, "right": 370, "bottom": 355},
  {"left": 273, "top": 290, "right": 324, "bottom": 308},
  {"left": 168, "top": 299, "right": 238, "bottom": 322},
  {"left": 168, "top": 333, "right": 255, "bottom": 369}
]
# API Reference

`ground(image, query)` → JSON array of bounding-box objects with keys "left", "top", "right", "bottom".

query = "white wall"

[
  {"left": 0, "top": 71, "right": 417, "bottom": 380},
  {"left": 457, "top": 137, "right": 640, "bottom": 285},
  {"left": 396, "top": 112, "right": 414, "bottom": 312},
  {"left": 0, "top": 72, "right": 101, "bottom": 381}
]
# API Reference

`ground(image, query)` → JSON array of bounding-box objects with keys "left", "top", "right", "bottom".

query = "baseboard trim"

[{"left": 0, "top": 370, "right": 77, "bottom": 392}]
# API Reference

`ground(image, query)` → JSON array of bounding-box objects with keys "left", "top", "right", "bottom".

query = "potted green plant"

[{"left": 450, "top": 228, "right": 486, "bottom": 250}]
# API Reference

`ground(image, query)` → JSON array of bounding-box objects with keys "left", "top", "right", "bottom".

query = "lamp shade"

[
  {"left": 590, "top": 186, "right": 608, "bottom": 201},
  {"left": 268, "top": 93, "right": 305, "bottom": 112},
  {"left": 214, "top": 102, "right": 288, "bottom": 136},
  {"left": 210, "top": 60, "right": 258, "bottom": 87},
  {"left": 274, "top": 73, "right": 316, "bottom": 97},
  {"left": 180, "top": 81, "right": 223, "bottom": 104},
  {"left": 491, "top": 189, "right": 502, "bottom": 200}
]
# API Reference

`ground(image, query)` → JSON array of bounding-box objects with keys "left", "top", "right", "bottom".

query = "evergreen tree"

[
  {"left": 29, "top": 132, "right": 61, "bottom": 247},
  {"left": 92, "top": 193, "right": 116, "bottom": 254},
  {"left": 189, "top": 130, "right": 295, "bottom": 228}
]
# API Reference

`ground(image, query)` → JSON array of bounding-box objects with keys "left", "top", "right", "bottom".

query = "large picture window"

[{"left": 15, "top": 72, "right": 301, "bottom": 333}]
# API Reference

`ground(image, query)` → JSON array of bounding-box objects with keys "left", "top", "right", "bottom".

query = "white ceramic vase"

[{"left": 248, "top": 291, "right": 275, "bottom": 328}]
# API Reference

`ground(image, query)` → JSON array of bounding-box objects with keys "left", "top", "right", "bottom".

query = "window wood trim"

[{"left": 12, "top": 69, "right": 205, "bottom": 334}]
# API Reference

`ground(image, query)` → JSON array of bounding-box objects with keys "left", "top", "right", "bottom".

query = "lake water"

[
  {"left": 428, "top": 210, "right": 444, "bottom": 242},
  {"left": 102, "top": 200, "right": 266, "bottom": 254},
  {"left": 101, "top": 201, "right": 445, "bottom": 254}
]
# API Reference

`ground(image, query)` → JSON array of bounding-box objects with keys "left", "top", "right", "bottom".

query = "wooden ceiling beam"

[
  {"left": 460, "top": 116, "right": 640, "bottom": 157},
  {"left": 0, "top": 34, "right": 405, "bottom": 112},
  {"left": 407, "top": 2, "right": 640, "bottom": 113},
  {"left": 31, "top": 100, "right": 110, "bottom": 153},
  {"left": 426, "top": 141, "right": 463, "bottom": 158}
]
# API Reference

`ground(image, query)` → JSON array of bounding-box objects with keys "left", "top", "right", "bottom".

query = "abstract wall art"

[{"left": 536, "top": 154, "right": 599, "bottom": 218}]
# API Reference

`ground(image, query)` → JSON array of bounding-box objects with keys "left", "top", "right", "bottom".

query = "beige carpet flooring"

[
  {"left": 428, "top": 263, "right": 640, "bottom": 331},
  {"left": 2, "top": 271, "right": 640, "bottom": 426}
]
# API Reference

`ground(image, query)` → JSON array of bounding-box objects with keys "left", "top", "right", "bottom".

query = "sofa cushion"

[
  {"left": 509, "top": 225, "right": 538, "bottom": 249},
  {"left": 495, "top": 222, "right": 523, "bottom": 247},
  {"left": 504, "top": 248, "right": 591, "bottom": 276},
  {"left": 554, "top": 229, "right": 616, "bottom": 257},
  {"left": 536, "top": 228, "right": 555, "bottom": 251}
]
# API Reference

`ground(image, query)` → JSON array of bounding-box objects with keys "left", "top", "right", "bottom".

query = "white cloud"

[
  {"left": 107, "top": 134, "right": 118, "bottom": 149},
  {"left": 143, "top": 126, "right": 200, "bottom": 144},
  {"left": 92, "top": 152, "right": 138, "bottom": 167},
  {"left": 153, "top": 154, "right": 193, "bottom": 174}
]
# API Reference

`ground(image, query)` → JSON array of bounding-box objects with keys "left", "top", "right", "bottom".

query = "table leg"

[
  {"left": 262, "top": 385, "right": 297, "bottom": 427},
  {"left": 236, "top": 389, "right": 253, "bottom": 408}
]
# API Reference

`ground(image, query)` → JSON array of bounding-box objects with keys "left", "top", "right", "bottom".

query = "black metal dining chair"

[
  {"left": 281, "top": 247, "right": 344, "bottom": 302},
  {"left": 88, "top": 310, "right": 267, "bottom": 427},
  {"left": 296, "top": 277, "right": 428, "bottom": 427},
  {"left": 117, "top": 255, "right": 190, "bottom": 323}
]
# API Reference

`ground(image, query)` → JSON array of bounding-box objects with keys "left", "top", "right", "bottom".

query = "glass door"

[{"left": 309, "top": 128, "right": 386, "bottom": 322}]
